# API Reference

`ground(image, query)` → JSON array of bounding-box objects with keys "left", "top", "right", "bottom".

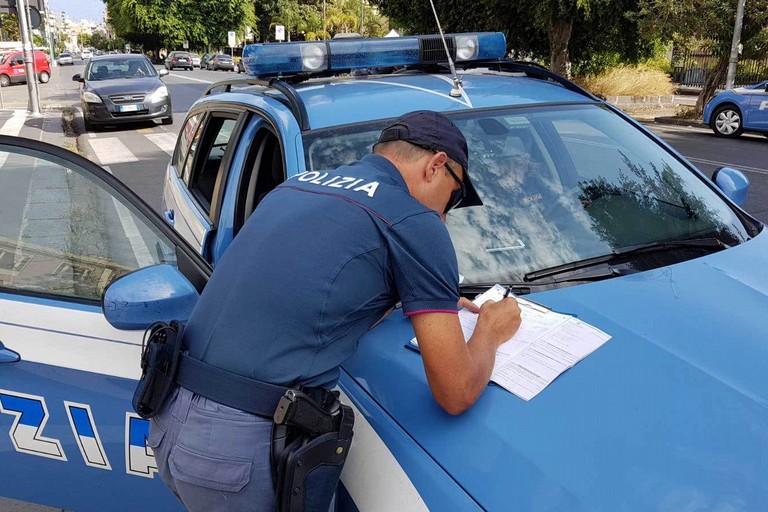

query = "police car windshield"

[{"left": 302, "top": 104, "right": 752, "bottom": 287}]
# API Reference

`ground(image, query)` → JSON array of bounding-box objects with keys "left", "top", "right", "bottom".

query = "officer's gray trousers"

[{"left": 149, "top": 386, "right": 276, "bottom": 511}]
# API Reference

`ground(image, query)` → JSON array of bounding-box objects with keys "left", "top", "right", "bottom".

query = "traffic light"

[
  {"left": 0, "top": 0, "right": 17, "bottom": 15},
  {"left": 0, "top": 0, "right": 45, "bottom": 16},
  {"left": 0, "top": 0, "right": 43, "bottom": 28}
]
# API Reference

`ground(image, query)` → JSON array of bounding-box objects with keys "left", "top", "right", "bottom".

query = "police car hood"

[{"left": 342, "top": 230, "right": 768, "bottom": 511}]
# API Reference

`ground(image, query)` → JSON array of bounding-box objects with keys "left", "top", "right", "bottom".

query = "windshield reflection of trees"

[
  {"left": 577, "top": 153, "right": 734, "bottom": 249},
  {"left": 449, "top": 151, "right": 737, "bottom": 285}
]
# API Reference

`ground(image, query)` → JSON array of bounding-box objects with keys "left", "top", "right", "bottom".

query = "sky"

[{"left": 49, "top": 0, "right": 105, "bottom": 23}]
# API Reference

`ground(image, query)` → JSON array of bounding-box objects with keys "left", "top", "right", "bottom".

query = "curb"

[
  {"left": 606, "top": 95, "right": 677, "bottom": 107},
  {"left": 652, "top": 116, "right": 707, "bottom": 129}
]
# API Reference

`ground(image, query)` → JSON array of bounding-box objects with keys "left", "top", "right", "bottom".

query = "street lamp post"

[
  {"left": 725, "top": 0, "right": 747, "bottom": 90},
  {"left": 17, "top": 0, "right": 42, "bottom": 115}
]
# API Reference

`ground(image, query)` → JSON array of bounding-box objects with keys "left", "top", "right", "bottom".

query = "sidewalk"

[
  {"left": 0, "top": 62, "right": 81, "bottom": 153},
  {"left": 603, "top": 93, "right": 706, "bottom": 128}
]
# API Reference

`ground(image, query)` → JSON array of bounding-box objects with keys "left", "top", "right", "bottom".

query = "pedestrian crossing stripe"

[
  {"left": 144, "top": 132, "right": 177, "bottom": 155},
  {"left": 87, "top": 137, "right": 139, "bottom": 165}
]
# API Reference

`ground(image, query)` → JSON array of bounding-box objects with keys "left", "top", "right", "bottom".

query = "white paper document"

[{"left": 411, "top": 285, "right": 611, "bottom": 401}]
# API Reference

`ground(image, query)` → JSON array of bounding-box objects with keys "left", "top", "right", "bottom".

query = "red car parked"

[{"left": 0, "top": 50, "right": 50, "bottom": 87}]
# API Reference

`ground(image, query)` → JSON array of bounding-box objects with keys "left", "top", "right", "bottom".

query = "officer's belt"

[{"left": 175, "top": 353, "right": 303, "bottom": 418}]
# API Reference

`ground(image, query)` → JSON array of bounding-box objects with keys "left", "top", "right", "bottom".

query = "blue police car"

[
  {"left": 703, "top": 79, "right": 768, "bottom": 138},
  {"left": 1, "top": 32, "right": 767, "bottom": 511}
]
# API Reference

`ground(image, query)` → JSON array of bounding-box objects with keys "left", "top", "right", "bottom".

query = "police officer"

[{"left": 148, "top": 110, "right": 522, "bottom": 511}]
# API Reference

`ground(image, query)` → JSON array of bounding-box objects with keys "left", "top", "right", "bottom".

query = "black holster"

[
  {"left": 132, "top": 321, "right": 184, "bottom": 419},
  {"left": 271, "top": 389, "right": 355, "bottom": 512}
]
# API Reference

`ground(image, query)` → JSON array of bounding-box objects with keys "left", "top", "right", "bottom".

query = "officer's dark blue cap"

[{"left": 377, "top": 110, "right": 483, "bottom": 208}]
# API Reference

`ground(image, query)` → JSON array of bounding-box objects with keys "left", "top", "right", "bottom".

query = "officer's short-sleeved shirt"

[{"left": 183, "top": 154, "right": 460, "bottom": 388}]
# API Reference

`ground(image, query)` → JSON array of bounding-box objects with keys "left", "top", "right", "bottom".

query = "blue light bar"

[{"left": 242, "top": 32, "right": 506, "bottom": 78}]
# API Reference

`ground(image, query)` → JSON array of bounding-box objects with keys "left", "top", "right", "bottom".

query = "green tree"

[
  {"left": 256, "top": 0, "right": 386, "bottom": 42},
  {"left": 194, "top": 0, "right": 257, "bottom": 50},
  {"left": 90, "top": 31, "right": 110, "bottom": 50},
  {"left": 370, "top": 0, "right": 643, "bottom": 77},
  {"left": 270, "top": 0, "right": 316, "bottom": 41},
  {"left": 79, "top": 33, "right": 93, "bottom": 48},
  {"left": 0, "top": 13, "right": 20, "bottom": 41},
  {"left": 637, "top": 0, "right": 768, "bottom": 112},
  {"left": 106, "top": 0, "right": 255, "bottom": 57}
]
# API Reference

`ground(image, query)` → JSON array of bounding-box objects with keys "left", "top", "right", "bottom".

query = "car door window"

[
  {"left": 235, "top": 124, "right": 285, "bottom": 232},
  {"left": 179, "top": 114, "right": 204, "bottom": 182},
  {"left": 0, "top": 138, "right": 181, "bottom": 302},
  {"left": 173, "top": 113, "right": 203, "bottom": 177},
  {"left": 188, "top": 115, "right": 239, "bottom": 214}
]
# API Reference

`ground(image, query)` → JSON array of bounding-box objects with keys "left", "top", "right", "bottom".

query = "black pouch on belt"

[
  {"left": 272, "top": 389, "right": 355, "bottom": 512},
  {"left": 132, "top": 320, "right": 184, "bottom": 419}
]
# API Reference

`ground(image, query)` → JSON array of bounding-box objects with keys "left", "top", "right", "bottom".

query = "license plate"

[{"left": 119, "top": 104, "right": 139, "bottom": 112}]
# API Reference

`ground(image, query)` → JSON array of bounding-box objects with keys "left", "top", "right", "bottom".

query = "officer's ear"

[{"left": 424, "top": 151, "right": 448, "bottom": 183}]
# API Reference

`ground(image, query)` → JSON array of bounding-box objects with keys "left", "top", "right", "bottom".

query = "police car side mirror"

[
  {"left": 72, "top": 73, "right": 83, "bottom": 82},
  {"left": 158, "top": 68, "right": 169, "bottom": 77},
  {"left": 102, "top": 264, "right": 200, "bottom": 330},
  {"left": 712, "top": 167, "right": 749, "bottom": 207}
]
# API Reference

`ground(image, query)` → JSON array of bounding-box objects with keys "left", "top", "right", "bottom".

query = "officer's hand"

[
  {"left": 475, "top": 298, "right": 522, "bottom": 348},
  {"left": 457, "top": 296, "right": 480, "bottom": 313}
]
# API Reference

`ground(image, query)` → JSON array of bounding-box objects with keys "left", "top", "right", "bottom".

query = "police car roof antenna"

[{"left": 428, "top": 0, "right": 463, "bottom": 98}]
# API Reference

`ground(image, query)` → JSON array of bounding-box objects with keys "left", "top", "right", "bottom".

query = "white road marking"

[
  {"left": 0, "top": 110, "right": 26, "bottom": 136},
  {"left": 101, "top": 166, "right": 154, "bottom": 267},
  {"left": 0, "top": 111, "right": 28, "bottom": 170},
  {"left": 683, "top": 156, "right": 768, "bottom": 175},
  {"left": 145, "top": 132, "right": 177, "bottom": 155},
  {"left": 87, "top": 137, "right": 138, "bottom": 165},
  {"left": 167, "top": 73, "right": 215, "bottom": 84}
]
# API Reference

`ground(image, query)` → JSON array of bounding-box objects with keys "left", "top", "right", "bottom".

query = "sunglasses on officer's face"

[
  {"left": 406, "top": 141, "right": 467, "bottom": 213},
  {"left": 442, "top": 161, "right": 466, "bottom": 214}
]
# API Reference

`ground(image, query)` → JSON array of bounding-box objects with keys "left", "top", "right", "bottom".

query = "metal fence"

[{"left": 672, "top": 48, "right": 768, "bottom": 88}]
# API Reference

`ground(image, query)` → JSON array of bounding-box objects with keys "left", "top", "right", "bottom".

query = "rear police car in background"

[
  {"left": 704, "top": 79, "right": 768, "bottom": 138},
  {"left": 1, "top": 32, "right": 767, "bottom": 512}
]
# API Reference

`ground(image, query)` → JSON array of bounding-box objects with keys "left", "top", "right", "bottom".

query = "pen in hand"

[{"left": 503, "top": 286, "right": 513, "bottom": 298}]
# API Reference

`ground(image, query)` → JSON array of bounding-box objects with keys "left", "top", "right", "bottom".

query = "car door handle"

[
  {"left": 0, "top": 341, "right": 20, "bottom": 363},
  {"left": 164, "top": 209, "right": 175, "bottom": 226}
]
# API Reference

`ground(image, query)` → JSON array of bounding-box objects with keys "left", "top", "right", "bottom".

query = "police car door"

[
  {"left": 0, "top": 135, "right": 208, "bottom": 512},
  {"left": 162, "top": 108, "right": 247, "bottom": 262},
  {"left": 747, "top": 81, "right": 768, "bottom": 130}
]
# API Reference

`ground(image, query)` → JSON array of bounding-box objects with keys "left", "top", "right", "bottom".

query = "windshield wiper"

[
  {"left": 524, "top": 237, "right": 729, "bottom": 282},
  {"left": 460, "top": 282, "right": 544, "bottom": 296}
]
